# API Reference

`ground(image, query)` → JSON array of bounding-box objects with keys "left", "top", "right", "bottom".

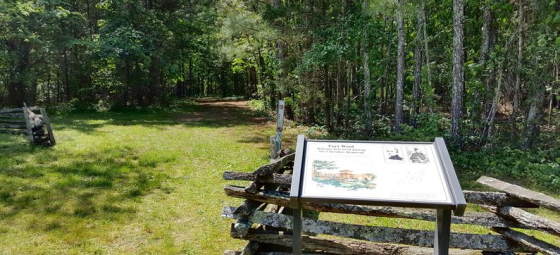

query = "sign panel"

[
  {"left": 290, "top": 136, "right": 466, "bottom": 214},
  {"left": 301, "top": 141, "right": 452, "bottom": 204}
]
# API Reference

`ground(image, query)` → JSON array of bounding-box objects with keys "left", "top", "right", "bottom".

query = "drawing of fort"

[{"left": 311, "top": 160, "right": 376, "bottom": 190}]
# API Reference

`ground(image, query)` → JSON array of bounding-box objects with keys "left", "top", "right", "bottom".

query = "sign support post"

[
  {"left": 290, "top": 135, "right": 306, "bottom": 254},
  {"left": 435, "top": 208, "right": 452, "bottom": 255},
  {"left": 292, "top": 203, "right": 303, "bottom": 255}
]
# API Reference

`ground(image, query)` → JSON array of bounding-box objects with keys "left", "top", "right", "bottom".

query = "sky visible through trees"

[{"left": 1, "top": 0, "right": 559, "bottom": 148}]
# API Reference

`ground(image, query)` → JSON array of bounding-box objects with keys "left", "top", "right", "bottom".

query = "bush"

[
  {"left": 247, "top": 99, "right": 267, "bottom": 115},
  {"left": 52, "top": 98, "right": 81, "bottom": 115},
  {"left": 452, "top": 146, "right": 560, "bottom": 194}
]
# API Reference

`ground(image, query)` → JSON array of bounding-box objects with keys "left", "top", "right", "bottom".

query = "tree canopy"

[{"left": 1, "top": 0, "right": 559, "bottom": 148}]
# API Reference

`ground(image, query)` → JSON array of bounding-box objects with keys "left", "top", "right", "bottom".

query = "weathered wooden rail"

[
  {"left": 0, "top": 105, "right": 56, "bottom": 146},
  {"left": 222, "top": 153, "right": 560, "bottom": 255}
]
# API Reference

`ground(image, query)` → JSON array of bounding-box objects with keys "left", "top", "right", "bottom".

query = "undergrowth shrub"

[
  {"left": 452, "top": 146, "right": 560, "bottom": 194},
  {"left": 247, "top": 99, "right": 267, "bottom": 115}
]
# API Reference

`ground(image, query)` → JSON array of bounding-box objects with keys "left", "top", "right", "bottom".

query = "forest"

[
  {"left": 1, "top": 0, "right": 559, "bottom": 148},
  {"left": 1, "top": 1, "right": 560, "bottom": 253}
]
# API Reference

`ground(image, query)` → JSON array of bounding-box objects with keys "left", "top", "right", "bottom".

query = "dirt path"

[{"left": 176, "top": 99, "right": 267, "bottom": 124}]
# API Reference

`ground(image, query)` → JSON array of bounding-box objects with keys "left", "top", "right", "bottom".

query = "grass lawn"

[
  {"left": 0, "top": 99, "right": 558, "bottom": 254},
  {"left": 0, "top": 100, "right": 276, "bottom": 254}
]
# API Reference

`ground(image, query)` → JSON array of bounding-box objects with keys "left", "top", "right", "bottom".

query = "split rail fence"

[
  {"left": 0, "top": 105, "right": 56, "bottom": 146},
  {"left": 222, "top": 153, "right": 560, "bottom": 255}
]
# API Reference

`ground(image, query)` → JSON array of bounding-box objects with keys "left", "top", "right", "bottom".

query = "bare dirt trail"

[{"left": 176, "top": 99, "right": 267, "bottom": 124}]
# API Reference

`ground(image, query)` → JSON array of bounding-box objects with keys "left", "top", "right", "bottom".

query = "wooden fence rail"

[{"left": 223, "top": 153, "right": 560, "bottom": 255}]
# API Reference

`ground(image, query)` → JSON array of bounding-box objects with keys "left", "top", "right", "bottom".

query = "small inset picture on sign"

[
  {"left": 407, "top": 147, "right": 430, "bottom": 164},
  {"left": 384, "top": 146, "right": 406, "bottom": 163},
  {"left": 311, "top": 160, "right": 376, "bottom": 190}
]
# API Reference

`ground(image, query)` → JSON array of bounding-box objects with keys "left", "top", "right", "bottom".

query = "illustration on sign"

[
  {"left": 408, "top": 147, "right": 429, "bottom": 164},
  {"left": 311, "top": 160, "right": 376, "bottom": 190},
  {"left": 384, "top": 146, "right": 405, "bottom": 162}
]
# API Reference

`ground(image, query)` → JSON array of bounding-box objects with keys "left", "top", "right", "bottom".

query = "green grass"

[
  {"left": 0, "top": 101, "right": 271, "bottom": 254},
  {"left": 0, "top": 100, "right": 558, "bottom": 254}
]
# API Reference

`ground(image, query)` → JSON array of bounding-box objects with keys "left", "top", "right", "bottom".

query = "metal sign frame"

[{"left": 289, "top": 135, "right": 466, "bottom": 255}]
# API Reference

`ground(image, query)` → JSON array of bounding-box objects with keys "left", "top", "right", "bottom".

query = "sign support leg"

[
  {"left": 292, "top": 203, "right": 303, "bottom": 255},
  {"left": 434, "top": 209, "right": 451, "bottom": 255}
]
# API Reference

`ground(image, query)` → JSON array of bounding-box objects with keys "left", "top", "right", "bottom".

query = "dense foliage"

[{"left": 1, "top": 0, "right": 559, "bottom": 148}]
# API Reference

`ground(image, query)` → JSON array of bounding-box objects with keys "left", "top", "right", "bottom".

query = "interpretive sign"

[{"left": 289, "top": 135, "right": 466, "bottom": 255}]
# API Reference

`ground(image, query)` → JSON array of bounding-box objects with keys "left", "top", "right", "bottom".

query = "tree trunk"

[
  {"left": 346, "top": 60, "right": 352, "bottom": 132},
  {"left": 324, "top": 68, "right": 333, "bottom": 131},
  {"left": 479, "top": 4, "right": 495, "bottom": 67},
  {"left": 362, "top": 0, "right": 373, "bottom": 135},
  {"left": 336, "top": 62, "right": 344, "bottom": 129},
  {"left": 550, "top": 58, "right": 558, "bottom": 126},
  {"left": 149, "top": 55, "right": 162, "bottom": 105},
  {"left": 123, "top": 59, "right": 131, "bottom": 106},
  {"left": 481, "top": 66, "right": 503, "bottom": 143},
  {"left": 188, "top": 57, "right": 193, "bottom": 96},
  {"left": 480, "top": 3, "right": 497, "bottom": 127},
  {"left": 395, "top": 0, "right": 405, "bottom": 132},
  {"left": 412, "top": 6, "right": 424, "bottom": 126},
  {"left": 63, "top": 49, "right": 71, "bottom": 102},
  {"left": 523, "top": 85, "right": 545, "bottom": 149},
  {"left": 273, "top": 0, "right": 286, "bottom": 101},
  {"left": 6, "top": 39, "right": 32, "bottom": 107},
  {"left": 512, "top": 0, "right": 524, "bottom": 129},
  {"left": 419, "top": 0, "right": 432, "bottom": 109},
  {"left": 451, "top": 0, "right": 465, "bottom": 138}
]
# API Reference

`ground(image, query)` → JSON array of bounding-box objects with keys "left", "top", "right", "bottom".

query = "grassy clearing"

[
  {"left": 0, "top": 99, "right": 558, "bottom": 254},
  {"left": 0, "top": 100, "right": 271, "bottom": 254}
]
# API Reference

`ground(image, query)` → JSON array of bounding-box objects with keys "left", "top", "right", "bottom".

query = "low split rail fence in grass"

[
  {"left": 0, "top": 104, "right": 56, "bottom": 146},
  {"left": 222, "top": 153, "right": 560, "bottom": 255}
]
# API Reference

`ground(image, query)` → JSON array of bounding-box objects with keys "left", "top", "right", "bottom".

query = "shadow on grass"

[
  {"left": 0, "top": 100, "right": 276, "bottom": 234},
  {"left": 0, "top": 134, "right": 28, "bottom": 149},
  {"left": 0, "top": 100, "right": 267, "bottom": 233},
  {"left": 0, "top": 145, "right": 172, "bottom": 223},
  {"left": 52, "top": 100, "right": 268, "bottom": 135}
]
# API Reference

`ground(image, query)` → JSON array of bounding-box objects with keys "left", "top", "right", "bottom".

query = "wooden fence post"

[
  {"left": 40, "top": 108, "right": 56, "bottom": 145},
  {"left": 270, "top": 100, "right": 285, "bottom": 160},
  {"left": 22, "top": 103, "right": 34, "bottom": 143}
]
